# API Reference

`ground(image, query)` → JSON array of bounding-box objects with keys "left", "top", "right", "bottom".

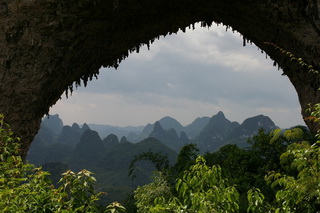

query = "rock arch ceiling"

[{"left": 0, "top": 0, "right": 320, "bottom": 158}]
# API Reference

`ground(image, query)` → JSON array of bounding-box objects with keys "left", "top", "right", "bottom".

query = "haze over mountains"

[
  {"left": 28, "top": 111, "right": 279, "bottom": 162},
  {"left": 26, "top": 111, "right": 279, "bottom": 203}
]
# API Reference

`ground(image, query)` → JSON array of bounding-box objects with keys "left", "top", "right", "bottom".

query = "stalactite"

[
  {"left": 243, "top": 37, "right": 246, "bottom": 47},
  {"left": 83, "top": 78, "right": 88, "bottom": 87},
  {"left": 273, "top": 61, "right": 277, "bottom": 67}
]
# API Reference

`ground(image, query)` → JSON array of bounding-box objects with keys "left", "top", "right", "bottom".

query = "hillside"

[
  {"left": 27, "top": 123, "right": 178, "bottom": 204},
  {"left": 27, "top": 111, "right": 279, "bottom": 203},
  {"left": 193, "top": 112, "right": 278, "bottom": 152}
]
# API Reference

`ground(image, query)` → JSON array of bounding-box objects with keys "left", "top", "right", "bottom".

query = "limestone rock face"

[{"left": 0, "top": 0, "right": 320, "bottom": 157}]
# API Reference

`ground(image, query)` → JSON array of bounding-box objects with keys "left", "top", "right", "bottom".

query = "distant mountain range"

[
  {"left": 27, "top": 111, "right": 279, "bottom": 203},
  {"left": 29, "top": 111, "right": 279, "bottom": 157},
  {"left": 193, "top": 111, "right": 277, "bottom": 152},
  {"left": 80, "top": 115, "right": 210, "bottom": 142},
  {"left": 27, "top": 119, "right": 178, "bottom": 204}
]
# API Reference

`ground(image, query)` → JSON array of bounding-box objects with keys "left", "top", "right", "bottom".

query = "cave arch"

[{"left": 0, "top": 0, "right": 320, "bottom": 158}]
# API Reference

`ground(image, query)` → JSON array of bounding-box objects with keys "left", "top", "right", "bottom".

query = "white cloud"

[{"left": 138, "top": 23, "right": 271, "bottom": 73}]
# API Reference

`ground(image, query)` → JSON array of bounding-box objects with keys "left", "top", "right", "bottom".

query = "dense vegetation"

[
  {"left": 2, "top": 42, "right": 320, "bottom": 211},
  {"left": 2, "top": 114, "right": 320, "bottom": 212},
  {"left": 0, "top": 114, "right": 126, "bottom": 212},
  {"left": 1, "top": 104, "right": 320, "bottom": 213},
  {"left": 26, "top": 111, "right": 276, "bottom": 204},
  {"left": 133, "top": 127, "right": 320, "bottom": 212}
]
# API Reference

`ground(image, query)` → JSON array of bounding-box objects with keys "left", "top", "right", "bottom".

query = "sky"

[{"left": 49, "top": 23, "right": 305, "bottom": 129}]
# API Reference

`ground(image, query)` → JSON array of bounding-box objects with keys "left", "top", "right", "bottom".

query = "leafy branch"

[{"left": 264, "top": 42, "right": 319, "bottom": 75}]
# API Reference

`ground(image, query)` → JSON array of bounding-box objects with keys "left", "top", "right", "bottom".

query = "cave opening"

[{"left": 26, "top": 22, "right": 307, "bottom": 203}]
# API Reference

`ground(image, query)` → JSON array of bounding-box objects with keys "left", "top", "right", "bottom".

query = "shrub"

[{"left": 0, "top": 114, "right": 125, "bottom": 213}]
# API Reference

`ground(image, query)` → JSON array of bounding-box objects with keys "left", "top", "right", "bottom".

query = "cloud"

[
  {"left": 137, "top": 23, "right": 271, "bottom": 73},
  {"left": 50, "top": 23, "right": 304, "bottom": 129}
]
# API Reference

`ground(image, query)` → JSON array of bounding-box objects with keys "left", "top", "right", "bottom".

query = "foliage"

[
  {"left": 173, "top": 143, "right": 199, "bottom": 176},
  {"left": 133, "top": 125, "right": 320, "bottom": 212},
  {"left": 247, "top": 44, "right": 320, "bottom": 212},
  {"left": 203, "top": 128, "right": 303, "bottom": 211},
  {"left": 128, "top": 151, "right": 170, "bottom": 180},
  {"left": 205, "top": 144, "right": 262, "bottom": 187},
  {"left": 242, "top": 126, "right": 319, "bottom": 212},
  {"left": 128, "top": 144, "right": 199, "bottom": 181},
  {"left": 134, "top": 128, "right": 320, "bottom": 212},
  {"left": 129, "top": 144, "right": 200, "bottom": 211},
  {"left": 134, "top": 172, "right": 172, "bottom": 213},
  {"left": 106, "top": 202, "right": 127, "bottom": 213},
  {"left": 135, "top": 156, "right": 241, "bottom": 213},
  {"left": 0, "top": 114, "right": 125, "bottom": 213},
  {"left": 246, "top": 188, "right": 267, "bottom": 213},
  {"left": 265, "top": 137, "right": 320, "bottom": 212},
  {"left": 264, "top": 42, "right": 318, "bottom": 75},
  {"left": 204, "top": 143, "right": 265, "bottom": 212},
  {"left": 0, "top": 114, "right": 21, "bottom": 161},
  {"left": 306, "top": 103, "right": 320, "bottom": 135},
  {"left": 248, "top": 128, "right": 291, "bottom": 173},
  {"left": 130, "top": 120, "right": 320, "bottom": 213}
]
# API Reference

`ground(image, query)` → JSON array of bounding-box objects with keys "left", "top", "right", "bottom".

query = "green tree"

[
  {"left": 173, "top": 143, "right": 199, "bottom": 176},
  {"left": 248, "top": 128, "right": 286, "bottom": 172},
  {"left": 135, "top": 156, "right": 240, "bottom": 213},
  {"left": 265, "top": 133, "right": 320, "bottom": 212},
  {"left": 204, "top": 144, "right": 264, "bottom": 212},
  {"left": 128, "top": 151, "right": 170, "bottom": 180},
  {"left": 0, "top": 114, "right": 125, "bottom": 212},
  {"left": 131, "top": 47, "right": 320, "bottom": 211},
  {"left": 134, "top": 172, "right": 172, "bottom": 213},
  {"left": 128, "top": 144, "right": 199, "bottom": 183}
]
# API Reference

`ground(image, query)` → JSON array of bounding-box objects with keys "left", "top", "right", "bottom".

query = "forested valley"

[{"left": 1, "top": 110, "right": 319, "bottom": 212}]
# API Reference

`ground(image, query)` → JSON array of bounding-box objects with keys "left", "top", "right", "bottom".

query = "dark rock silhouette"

[
  {"left": 103, "top": 134, "right": 120, "bottom": 149},
  {"left": 149, "top": 121, "right": 187, "bottom": 152},
  {"left": 184, "top": 116, "right": 210, "bottom": 139},
  {"left": 194, "top": 112, "right": 277, "bottom": 152},
  {"left": 74, "top": 129, "right": 105, "bottom": 161},
  {"left": 56, "top": 125, "right": 83, "bottom": 149}
]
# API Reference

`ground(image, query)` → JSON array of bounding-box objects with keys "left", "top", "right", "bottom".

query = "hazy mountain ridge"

[
  {"left": 82, "top": 115, "right": 211, "bottom": 143},
  {"left": 149, "top": 121, "right": 189, "bottom": 152},
  {"left": 32, "top": 111, "right": 279, "bottom": 158},
  {"left": 193, "top": 112, "right": 278, "bottom": 152},
  {"left": 27, "top": 111, "right": 279, "bottom": 203},
  {"left": 87, "top": 123, "right": 145, "bottom": 140},
  {"left": 184, "top": 116, "right": 211, "bottom": 138},
  {"left": 27, "top": 125, "right": 178, "bottom": 204},
  {"left": 194, "top": 111, "right": 240, "bottom": 152},
  {"left": 132, "top": 115, "right": 211, "bottom": 142}
]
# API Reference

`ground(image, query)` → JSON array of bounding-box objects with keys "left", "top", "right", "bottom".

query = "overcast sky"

[{"left": 49, "top": 23, "right": 304, "bottom": 128}]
